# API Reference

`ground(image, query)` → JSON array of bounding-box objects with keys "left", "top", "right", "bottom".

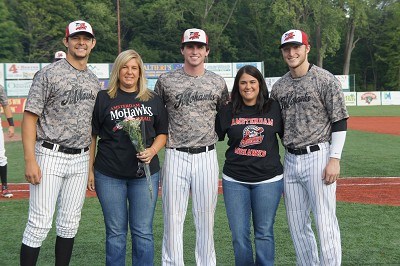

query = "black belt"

[
  {"left": 42, "top": 141, "right": 89, "bottom": 155},
  {"left": 287, "top": 144, "right": 320, "bottom": 155},
  {"left": 175, "top": 144, "right": 215, "bottom": 154}
]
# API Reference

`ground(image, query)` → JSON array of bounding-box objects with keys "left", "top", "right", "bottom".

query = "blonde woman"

[{"left": 89, "top": 50, "right": 168, "bottom": 265}]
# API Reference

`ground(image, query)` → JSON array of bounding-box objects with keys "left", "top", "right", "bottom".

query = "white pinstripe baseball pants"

[
  {"left": 283, "top": 143, "right": 341, "bottom": 266},
  {"left": 161, "top": 148, "right": 219, "bottom": 266},
  {"left": 22, "top": 142, "right": 90, "bottom": 248}
]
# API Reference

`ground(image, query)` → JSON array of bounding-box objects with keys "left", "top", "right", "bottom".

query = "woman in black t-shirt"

[
  {"left": 89, "top": 50, "right": 168, "bottom": 265},
  {"left": 216, "top": 65, "right": 283, "bottom": 265}
]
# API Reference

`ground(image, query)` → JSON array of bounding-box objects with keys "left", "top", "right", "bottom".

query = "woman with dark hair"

[{"left": 216, "top": 65, "right": 284, "bottom": 265}]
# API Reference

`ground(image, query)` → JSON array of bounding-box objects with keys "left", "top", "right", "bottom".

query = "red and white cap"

[
  {"left": 65, "top": 20, "right": 94, "bottom": 38},
  {"left": 279, "top": 29, "right": 309, "bottom": 48},
  {"left": 181, "top": 28, "right": 208, "bottom": 45},
  {"left": 54, "top": 51, "right": 66, "bottom": 59}
]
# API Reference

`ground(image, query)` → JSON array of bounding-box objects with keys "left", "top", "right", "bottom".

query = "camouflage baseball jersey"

[
  {"left": 271, "top": 65, "right": 349, "bottom": 149},
  {"left": 25, "top": 59, "right": 101, "bottom": 148},
  {"left": 0, "top": 85, "right": 9, "bottom": 107},
  {"left": 155, "top": 68, "right": 229, "bottom": 148}
]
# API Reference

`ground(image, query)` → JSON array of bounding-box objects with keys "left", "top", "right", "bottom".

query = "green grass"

[
  {"left": 1, "top": 197, "right": 399, "bottom": 265},
  {"left": 347, "top": 105, "right": 400, "bottom": 116}
]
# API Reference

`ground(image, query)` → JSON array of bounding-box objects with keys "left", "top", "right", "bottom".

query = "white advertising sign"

[
  {"left": 5, "top": 63, "right": 40, "bottom": 80},
  {"left": 335, "top": 75, "right": 350, "bottom": 91},
  {"left": 381, "top": 91, "right": 400, "bottom": 105},
  {"left": 357, "top": 91, "right": 381, "bottom": 106},
  {"left": 5, "top": 80, "right": 33, "bottom": 96},
  {"left": 205, "top": 63, "right": 233, "bottom": 77},
  {"left": 265, "top": 77, "right": 281, "bottom": 92},
  {"left": 343, "top": 92, "right": 357, "bottom": 106},
  {"left": 224, "top": 78, "right": 234, "bottom": 92},
  {"left": 233, "top": 62, "right": 263, "bottom": 75},
  {"left": 88, "top": 64, "right": 110, "bottom": 79}
]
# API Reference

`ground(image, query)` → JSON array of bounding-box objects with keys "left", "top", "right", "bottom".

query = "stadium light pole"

[{"left": 117, "top": 0, "right": 121, "bottom": 54}]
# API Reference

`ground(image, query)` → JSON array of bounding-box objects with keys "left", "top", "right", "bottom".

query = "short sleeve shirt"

[
  {"left": 0, "top": 85, "right": 9, "bottom": 106},
  {"left": 154, "top": 68, "right": 229, "bottom": 148},
  {"left": 216, "top": 101, "right": 283, "bottom": 182},
  {"left": 25, "top": 59, "right": 101, "bottom": 148},
  {"left": 92, "top": 89, "right": 168, "bottom": 178},
  {"left": 271, "top": 65, "right": 349, "bottom": 148}
]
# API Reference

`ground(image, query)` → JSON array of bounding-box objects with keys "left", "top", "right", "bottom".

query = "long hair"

[
  {"left": 107, "top": 49, "right": 152, "bottom": 101},
  {"left": 230, "top": 65, "right": 271, "bottom": 114}
]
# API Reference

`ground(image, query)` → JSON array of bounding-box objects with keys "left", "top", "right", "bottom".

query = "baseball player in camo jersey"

[
  {"left": 271, "top": 29, "right": 349, "bottom": 265},
  {"left": 20, "top": 20, "right": 100, "bottom": 266},
  {"left": 155, "top": 28, "right": 229, "bottom": 265},
  {"left": 0, "top": 84, "right": 15, "bottom": 198}
]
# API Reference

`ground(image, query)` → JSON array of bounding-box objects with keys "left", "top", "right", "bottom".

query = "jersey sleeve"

[
  {"left": 91, "top": 91, "right": 105, "bottom": 136},
  {"left": 0, "top": 85, "right": 9, "bottom": 106},
  {"left": 215, "top": 103, "right": 232, "bottom": 141},
  {"left": 217, "top": 82, "right": 229, "bottom": 112},
  {"left": 323, "top": 76, "right": 349, "bottom": 123},
  {"left": 24, "top": 70, "right": 49, "bottom": 116},
  {"left": 153, "top": 93, "right": 169, "bottom": 135},
  {"left": 154, "top": 78, "right": 164, "bottom": 102}
]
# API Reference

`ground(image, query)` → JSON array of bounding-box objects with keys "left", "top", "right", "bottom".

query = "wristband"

[
  {"left": 7, "top": 118, "right": 14, "bottom": 127},
  {"left": 150, "top": 147, "right": 157, "bottom": 155}
]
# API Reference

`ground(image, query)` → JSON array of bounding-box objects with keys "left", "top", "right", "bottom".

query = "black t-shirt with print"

[
  {"left": 92, "top": 89, "right": 168, "bottom": 179},
  {"left": 216, "top": 100, "right": 283, "bottom": 182}
]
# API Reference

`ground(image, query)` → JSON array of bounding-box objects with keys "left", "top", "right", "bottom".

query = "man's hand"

[
  {"left": 25, "top": 159, "right": 42, "bottom": 185},
  {"left": 323, "top": 158, "right": 341, "bottom": 185}
]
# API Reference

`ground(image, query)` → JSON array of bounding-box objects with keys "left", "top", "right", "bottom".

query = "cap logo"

[
  {"left": 189, "top": 31, "right": 201, "bottom": 40},
  {"left": 75, "top": 22, "right": 88, "bottom": 31},
  {"left": 283, "top": 32, "right": 296, "bottom": 42},
  {"left": 57, "top": 52, "right": 64, "bottom": 57}
]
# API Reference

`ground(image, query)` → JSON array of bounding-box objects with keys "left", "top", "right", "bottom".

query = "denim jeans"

[
  {"left": 95, "top": 170, "right": 160, "bottom": 266},
  {"left": 223, "top": 177, "right": 284, "bottom": 266}
]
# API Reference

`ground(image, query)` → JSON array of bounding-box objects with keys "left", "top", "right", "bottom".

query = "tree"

[
  {"left": 78, "top": 0, "right": 118, "bottom": 62},
  {"left": 341, "top": 0, "right": 369, "bottom": 75},
  {"left": 373, "top": 1, "right": 400, "bottom": 90},
  {"left": 271, "top": 0, "right": 343, "bottom": 68},
  {"left": 6, "top": 0, "right": 80, "bottom": 62},
  {"left": 0, "top": 0, "right": 24, "bottom": 62}
]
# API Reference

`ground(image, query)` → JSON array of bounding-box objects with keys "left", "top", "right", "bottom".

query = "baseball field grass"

[{"left": 1, "top": 105, "right": 399, "bottom": 265}]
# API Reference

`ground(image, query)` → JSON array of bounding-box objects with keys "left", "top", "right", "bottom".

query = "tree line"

[{"left": 1, "top": 0, "right": 398, "bottom": 91}]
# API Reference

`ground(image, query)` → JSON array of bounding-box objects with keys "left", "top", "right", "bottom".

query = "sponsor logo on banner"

[{"left": 6, "top": 63, "right": 40, "bottom": 79}]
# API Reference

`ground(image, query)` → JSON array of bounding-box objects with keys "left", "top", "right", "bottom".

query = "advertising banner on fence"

[
  {"left": 357, "top": 91, "right": 381, "bottom": 106},
  {"left": 88, "top": 64, "right": 110, "bottom": 79},
  {"left": 5, "top": 63, "right": 40, "bottom": 80},
  {"left": 1, "top": 98, "right": 27, "bottom": 113},
  {"left": 265, "top": 77, "right": 281, "bottom": 92},
  {"left": 381, "top": 91, "right": 400, "bottom": 105},
  {"left": 144, "top": 63, "right": 174, "bottom": 78},
  {"left": 205, "top": 63, "right": 233, "bottom": 77},
  {"left": 335, "top": 75, "right": 350, "bottom": 91},
  {"left": 5, "top": 80, "right": 33, "bottom": 97},
  {"left": 233, "top": 62, "right": 263, "bottom": 75},
  {"left": 343, "top": 92, "right": 357, "bottom": 106}
]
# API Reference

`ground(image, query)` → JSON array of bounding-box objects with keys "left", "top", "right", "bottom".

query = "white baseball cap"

[
  {"left": 279, "top": 29, "right": 309, "bottom": 49},
  {"left": 54, "top": 51, "right": 66, "bottom": 59},
  {"left": 181, "top": 28, "right": 208, "bottom": 45},
  {"left": 65, "top": 20, "right": 94, "bottom": 38}
]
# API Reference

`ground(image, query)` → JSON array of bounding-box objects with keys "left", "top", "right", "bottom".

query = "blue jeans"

[
  {"left": 223, "top": 178, "right": 284, "bottom": 266},
  {"left": 95, "top": 170, "right": 159, "bottom": 266}
]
